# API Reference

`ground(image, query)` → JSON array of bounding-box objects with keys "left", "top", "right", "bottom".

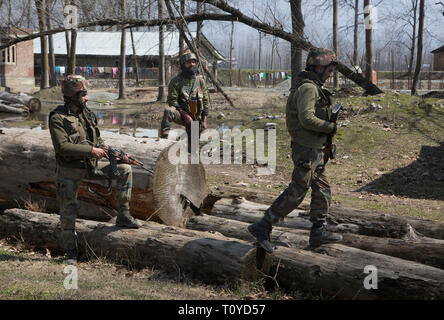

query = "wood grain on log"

[
  {"left": 208, "top": 198, "right": 444, "bottom": 240},
  {"left": 1, "top": 208, "right": 444, "bottom": 299},
  {"left": 0, "top": 103, "right": 29, "bottom": 114}
]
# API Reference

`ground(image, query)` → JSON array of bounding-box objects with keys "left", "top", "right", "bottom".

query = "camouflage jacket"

[
  {"left": 286, "top": 71, "right": 336, "bottom": 149},
  {"left": 49, "top": 104, "right": 103, "bottom": 169},
  {"left": 167, "top": 73, "right": 209, "bottom": 120}
]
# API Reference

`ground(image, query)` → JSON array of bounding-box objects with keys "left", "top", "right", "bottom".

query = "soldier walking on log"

[
  {"left": 248, "top": 48, "right": 343, "bottom": 253},
  {"left": 49, "top": 75, "right": 141, "bottom": 264}
]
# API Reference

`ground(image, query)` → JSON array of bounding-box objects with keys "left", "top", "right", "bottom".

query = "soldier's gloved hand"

[
  {"left": 179, "top": 110, "right": 193, "bottom": 128},
  {"left": 91, "top": 147, "right": 108, "bottom": 159},
  {"left": 201, "top": 116, "right": 207, "bottom": 130}
]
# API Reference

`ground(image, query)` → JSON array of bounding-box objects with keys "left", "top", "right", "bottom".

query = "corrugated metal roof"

[
  {"left": 34, "top": 31, "right": 196, "bottom": 56},
  {"left": 431, "top": 45, "right": 444, "bottom": 54}
]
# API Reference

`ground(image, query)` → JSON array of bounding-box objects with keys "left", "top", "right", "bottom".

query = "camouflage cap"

[
  {"left": 180, "top": 52, "right": 197, "bottom": 65},
  {"left": 62, "top": 75, "right": 89, "bottom": 98},
  {"left": 306, "top": 48, "right": 337, "bottom": 67}
]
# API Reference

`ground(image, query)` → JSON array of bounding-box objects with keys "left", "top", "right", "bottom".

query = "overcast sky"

[{"left": 197, "top": 0, "right": 444, "bottom": 68}]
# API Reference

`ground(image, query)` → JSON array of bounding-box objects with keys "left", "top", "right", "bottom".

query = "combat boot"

[
  {"left": 116, "top": 209, "right": 142, "bottom": 228},
  {"left": 309, "top": 224, "right": 342, "bottom": 247},
  {"left": 64, "top": 248, "right": 78, "bottom": 265},
  {"left": 247, "top": 218, "right": 274, "bottom": 253}
]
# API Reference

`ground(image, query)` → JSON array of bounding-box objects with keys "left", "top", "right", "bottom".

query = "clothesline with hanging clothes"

[
  {"left": 54, "top": 66, "right": 159, "bottom": 79},
  {"left": 248, "top": 71, "right": 290, "bottom": 81}
]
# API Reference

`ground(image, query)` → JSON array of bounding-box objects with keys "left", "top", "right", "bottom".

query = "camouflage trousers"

[
  {"left": 56, "top": 162, "right": 132, "bottom": 252},
  {"left": 160, "top": 106, "right": 187, "bottom": 138},
  {"left": 264, "top": 142, "right": 331, "bottom": 227}
]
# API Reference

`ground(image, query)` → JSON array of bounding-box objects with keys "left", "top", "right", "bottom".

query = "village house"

[
  {"left": 0, "top": 28, "right": 35, "bottom": 93},
  {"left": 33, "top": 31, "right": 225, "bottom": 85},
  {"left": 431, "top": 45, "right": 444, "bottom": 71}
]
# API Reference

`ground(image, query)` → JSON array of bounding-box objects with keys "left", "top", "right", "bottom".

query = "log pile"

[
  {"left": 1, "top": 128, "right": 444, "bottom": 299},
  {"left": 0, "top": 127, "right": 208, "bottom": 227},
  {"left": 0, "top": 92, "right": 41, "bottom": 114}
]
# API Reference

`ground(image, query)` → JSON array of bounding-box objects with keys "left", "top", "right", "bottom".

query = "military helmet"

[
  {"left": 306, "top": 48, "right": 337, "bottom": 67},
  {"left": 62, "top": 75, "right": 89, "bottom": 98},
  {"left": 180, "top": 52, "right": 197, "bottom": 65}
]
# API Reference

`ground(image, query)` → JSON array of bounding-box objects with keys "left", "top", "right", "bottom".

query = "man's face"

[
  {"left": 319, "top": 64, "right": 336, "bottom": 82},
  {"left": 79, "top": 91, "right": 88, "bottom": 104},
  {"left": 184, "top": 59, "right": 197, "bottom": 69}
]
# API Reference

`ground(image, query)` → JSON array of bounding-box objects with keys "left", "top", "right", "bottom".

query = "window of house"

[{"left": 0, "top": 45, "right": 16, "bottom": 65}]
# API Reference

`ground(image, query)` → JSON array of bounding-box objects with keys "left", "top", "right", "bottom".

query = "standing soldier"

[
  {"left": 248, "top": 48, "right": 343, "bottom": 252},
  {"left": 49, "top": 75, "right": 141, "bottom": 264},
  {"left": 160, "top": 52, "right": 209, "bottom": 139}
]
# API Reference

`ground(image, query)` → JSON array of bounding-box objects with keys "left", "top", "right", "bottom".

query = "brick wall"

[
  {"left": 433, "top": 52, "right": 444, "bottom": 71},
  {"left": 0, "top": 28, "right": 35, "bottom": 92}
]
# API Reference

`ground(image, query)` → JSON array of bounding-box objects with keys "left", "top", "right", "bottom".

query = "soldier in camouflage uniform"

[
  {"left": 160, "top": 52, "right": 209, "bottom": 138},
  {"left": 248, "top": 48, "right": 343, "bottom": 252},
  {"left": 49, "top": 75, "right": 141, "bottom": 263}
]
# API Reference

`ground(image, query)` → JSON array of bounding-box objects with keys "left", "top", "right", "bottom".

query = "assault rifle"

[
  {"left": 87, "top": 143, "right": 153, "bottom": 198},
  {"left": 323, "top": 102, "right": 343, "bottom": 165},
  {"left": 96, "top": 142, "right": 153, "bottom": 176}
]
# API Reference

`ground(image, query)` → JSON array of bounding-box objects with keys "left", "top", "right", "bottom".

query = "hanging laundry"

[
  {"left": 98, "top": 67, "right": 104, "bottom": 74},
  {"left": 112, "top": 67, "right": 118, "bottom": 79}
]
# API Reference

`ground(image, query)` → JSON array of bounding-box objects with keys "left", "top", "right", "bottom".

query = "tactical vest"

[
  {"left": 49, "top": 104, "right": 100, "bottom": 169},
  {"left": 293, "top": 78, "right": 333, "bottom": 120},
  {"left": 178, "top": 75, "right": 204, "bottom": 120},
  {"left": 286, "top": 73, "right": 334, "bottom": 149}
]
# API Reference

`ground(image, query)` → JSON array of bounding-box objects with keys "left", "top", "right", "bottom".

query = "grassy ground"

[
  {"left": 204, "top": 89, "right": 444, "bottom": 223},
  {"left": 0, "top": 239, "right": 293, "bottom": 300}
]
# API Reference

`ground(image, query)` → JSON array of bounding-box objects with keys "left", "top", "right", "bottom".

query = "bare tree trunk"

[
  {"left": 68, "top": 0, "right": 77, "bottom": 75},
  {"left": 408, "top": 0, "right": 418, "bottom": 79},
  {"left": 35, "top": 0, "right": 50, "bottom": 89},
  {"left": 179, "top": 0, "right": 185, "bottom": 57},
  {"left": 157, "top": 0, "right": 166, "bottom": 102},
  {"left": 119, "top": 0, "right": 127, "bottom": 100},
  {"left": 290, "top": 0, "right": 304, "bottom": 88},
  {"left": 64, "top": 0, "right": 71, "bottom": 69},
  {"left": 258, "top": 31, "right": 262, "bottom": 70},
  {"left": 353, "top": 0, "right": 359, "bottom": 66},
  {"left": 130, "top": 28, "right": 141, "bottom": 87},
  {"left": 196, "top": 0, "right": 202, "bottom": 44},
  {"left": 229, "top": 20, "right": 234, "bottom": 87},
  {"left": 411, "top": 0, "right": 424, "bottom": 95},
  {"left": 46, "top": 0, "right": 56, "bottom": 87},
  {"left": 333, "top": 0, "right": 339, "bottom": 89},
  {"left": 364, "top": 0, "right": 373, "bottom": 84}
]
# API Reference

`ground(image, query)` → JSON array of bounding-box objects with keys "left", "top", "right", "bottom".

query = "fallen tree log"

[
  {"left": 187, "top": 214, "right": 444, "bottom": 270},
  {"left": 208, "top": 198, "right": 444, "bottom": 240},
  {"left": 1, "top": 208, "right": 444, "bottom": 299},
  {"left": 328, "top": 206, "right": 444, "bottom": 240},
  {"left": 0, "top": 92, "right": 41, "bottom": 113},
  {"left": 0, "top": 127, "right": 208, "bottom": 227},
  {"left": 0, "top": 103, "right": 29, "bottom": 114}
]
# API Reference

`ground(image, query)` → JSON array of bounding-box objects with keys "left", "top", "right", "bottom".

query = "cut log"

[
  {"left": 208, "top": 198, "right": 444, "bottom": 240},
  {"left": 187, "top": 214, "right": 444, "bottom": 270},
  {"left": 0, "top": 127, "right": 208, "bottom": 227},
  {"left": 328, "top": 206, "right": 444, "bottom": 240},
  {"left": 0, "top": 92, "right": 41, "bottom": 113},
  {"left": 1, "top": 208, "right": 444, "bottom": 299},
  {"left": 0, "top": 103, "right": 29, "bottom": 114}
]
